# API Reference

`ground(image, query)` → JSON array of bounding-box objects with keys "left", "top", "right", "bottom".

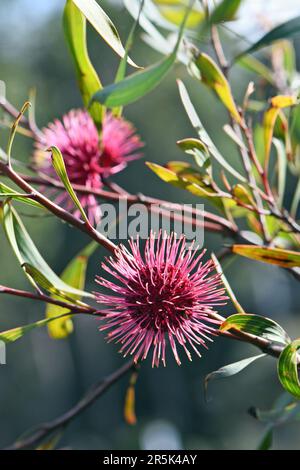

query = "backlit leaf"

[
  {"left": 278, "top": 338, "right": 300, "bottom": 399},
  {"left": 232, "top": 244, "right": 300, "bottom": 268}
]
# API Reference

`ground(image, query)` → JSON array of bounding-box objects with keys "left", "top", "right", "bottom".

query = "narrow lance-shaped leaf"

[
  {"left": 236, "top": 16, "right": 300, "bottom": 59},
  {"left": 146, "top": 161, "right": 225, "bottom": 210},
  {"left": 6, "top": 101, "right": 30, "bottom": 167},
  {"left": 91, "top": 5, "right": 191, "bottom": 108},
  {"left": 211, "top": 253, "right": 245, "bottom": 313},
  {"left": 124, "top": 371, "right": 138, "bottom": 425},
  {"left": 0, "top": 203, "right": 92, "bottom": 297},
  {"left": 63, "top": 0, "right": 103, "bottom": 126},
  {"left": 177, "top": 79, "right": 247, "bottom": 182},
  {"left": 46, "top": 241, "right": 98, "bottom": 339},
  {"left": 209, "top": 0, "right": 242, "bottom": 25},
  {"left": 72, "top": 0, "right": 138, "bottom": 67},
  {"left": 278, "top": 339, "right": 300, "bottom": 399},
  {"left": 0, "top": 181, "right": 44, "bottom": 210},
  {"left": 205, "top": 354, "right": 266, "bottom": 400},
  {"left": 50, "top": 146, "right": 89, "bottom": 223},
  {"left": 220, "top": 313, "right": 291, "bottom": 345},
  {"left": 264, "top": 95, "right": 297, "bottom": 169},
  {"left": 232, "top": 244, "right": 300, "bottom": 268},
  {"left": 0, "top": 312, "right": 76, "bottom": 344},
  {"left": 192, "top": 52, "right": 241, "bottom": 123}
]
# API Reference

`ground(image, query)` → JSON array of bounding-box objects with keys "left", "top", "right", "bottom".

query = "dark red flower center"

[{"left": 126, "top": 264, "right": 195, "bottom": 332}]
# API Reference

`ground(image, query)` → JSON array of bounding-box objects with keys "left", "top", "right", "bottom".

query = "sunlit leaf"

[
  {"left": 92, "top": 7, "right": 190, "bottom": 108},
  {"left": 0, "top": 312, "right": 74, "bottom": 343},
  {"left": 146, "top": 161, "right": 224, "bottom": 209},
  {"left": 63, "top": 0, "right": 103, "bottom": 126},
  {"left": 209, "top": 0, "right": 242, "bottom": 24},
  {"left": 236, "top": 55, "right": 275, "bottom": 85},
  {"left": 232, "top": 244, "right": 300, "bottom": 268},
  {"left": 50, "top": 146, "right": 89, "bottom": 223},
  {"left": 6, "top": 102, "right": 30, "bottom": 167},
  {"left": 211, "top": 253, "right": 245, "bottom": 313},
  {"left": 0, "top": 203, "right": 92, "bottom": 297},
  {"left": 236, "top": 16, "right": 300, "bottom": 58},
  {"left": 177, "top": 80, "right": 246, "bottom": 182},
  {"left": 278, "top": 338, "right": 300, "bottom": 399},
  {"left": 220, "top": 313, "right": 290, "bottom": 345},
  {"left": 0, "top": 182, "right": 44, "bottom": 210},
  {"left": 192, "top": 52, "right": 241, "bottom": 123},
  {"left": 72, "top": 0, "right": 137, "bottom": 67},
  {"left": 46, "top": 242, "right": 97, "bottom": 339}
]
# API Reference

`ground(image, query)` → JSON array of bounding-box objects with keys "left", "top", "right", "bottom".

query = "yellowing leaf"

[
  {"left": 46, "top": 242, "right": 97, "bottom": 339},
  {"left": 271, "top": 95, "right": 297, "bottom": 108},
  {"left": 193, "top": 52, "right": 241, "bottom": 123},
  {"left": 232, "top": 244, "right": 300, "bottom": 268}
]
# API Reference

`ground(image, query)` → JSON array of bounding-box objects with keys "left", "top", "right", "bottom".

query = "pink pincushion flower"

[
  {"left": 95, "top": 232, "right": 227, "bottom": 367},
  {"left": 34, "top": 109, "right": 143, "bottom": 224}
]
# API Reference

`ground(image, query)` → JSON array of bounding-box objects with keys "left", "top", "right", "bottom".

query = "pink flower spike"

[
  {"left": 34, "top": 109, "right": 143, "bottom": 225},
  {"left": 95, "top": 232, "right": 227, "bottom": 367}
]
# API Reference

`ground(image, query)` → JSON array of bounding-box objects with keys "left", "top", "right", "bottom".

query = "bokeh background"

[{"left": 0, "top": 0, "right": 300, "bottom": 450}]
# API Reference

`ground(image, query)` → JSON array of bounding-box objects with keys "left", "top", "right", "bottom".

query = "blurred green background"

[{"left": 0, "top": 0, "right": 300, "bottom": 450}]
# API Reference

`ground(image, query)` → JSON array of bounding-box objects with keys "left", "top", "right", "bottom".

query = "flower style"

[
  {"left": 34, "top": 109, "right": 143, "bottom": 224},
  {"left": 95, "top": 232, "right": 227, "bottom": 367}
]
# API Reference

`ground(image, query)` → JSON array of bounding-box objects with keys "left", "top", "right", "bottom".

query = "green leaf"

[
  {"left": 257, "top": 428, "right": 273, "bottom": 450},
  {"left": 220, "top": 313, "right": 290, "bottom": 345},
  {"left": 278, "top": 338, "right": 300, "bottom": 399},
  {"left": 209, "top": 0, "right": 242, "bottom": 24},
  {"left": 232, "top": 244, "right": 300, "bottom": 268},
  {"left": 0, "top": 182, "right": 44, "bottom": 210},
  {"left": 236, "top": 55, "right": 275, "bottom": 85},
  {"left": 6, "top": 102, "right": 31, "bottom": 167},
  {"left": 177, "top": 79, "right": 246, "bottom": 182},
  {"left": 211, "top": 253, "right": 245, "bottom": 313},
  {"left": 50, "top": 146, "right": 89, "bottom": 223},
  {"left": 72, "top": 0, "right": 137, "bottom": 67},
  {"left": 205, "top": 354, "right": 265, "bottom": 399},
  {"left": 0, "top": 312, "right": 74, "bottom": 343},
  {"left": 63, "top": 0, "right": 103, "bottom": 126},
  {"left": 0, "top": 203, "right": 92, "bottom": 297},
  {"left": 191, "top": 52, "right": 241, "bottom": 123},
  {"left": 91, "top": 7, "right": 190, "bottom": 108},
  {"left": 250, "top": 392, "right": 300, "bottom": 425},
  {"left": 273, "top": 138, "right": 286, "bottom": 209},
  {"left": 236, "top": 16, "right": 300, "bottom": 58},
  {"left": 146, "top": 161, "right": 224, "bottom": 209},
  {"left": 46, "top": 241, "right": 97, "bottom": 339}
]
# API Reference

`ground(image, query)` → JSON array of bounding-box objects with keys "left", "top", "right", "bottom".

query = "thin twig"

[{"left": 5, "top": 360, "right": 136, "bottom": 450}]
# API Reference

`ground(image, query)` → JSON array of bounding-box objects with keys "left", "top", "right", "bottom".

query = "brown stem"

[
  {"left": 4, "top": 360, "right": 135, "bottom": 450},
  {"left": 0, "top": 160, "right": 117, "bottom": 254},
  {"left": 21, "top": 173, "right": 237, "bottom": 235},
  {"left": 0, "top": 284, "right": 101, "bottom": 315}
]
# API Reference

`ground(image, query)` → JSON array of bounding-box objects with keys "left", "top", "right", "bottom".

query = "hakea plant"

[{"left": 0, "top": 0, "right": 300, "bottom": 451}]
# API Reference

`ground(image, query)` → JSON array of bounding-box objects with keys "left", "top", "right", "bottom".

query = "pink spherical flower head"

[
  {"left": 95, "top": 232, "right": 227, "bottom": 367},
  {"left": 34, "top": 109, "right": 143, "bottom": 225}
]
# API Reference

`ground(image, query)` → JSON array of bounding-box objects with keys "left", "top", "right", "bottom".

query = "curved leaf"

[
  {"left": 220, "top": 313, "right": 290, "bottom": 345},
  {"left": 63, "top": 0, "right": 103, "bottom": 126},
  {"left": 232, "top": 244, "right": 300, "bottom": 268},
  {"left": 278, "top": 339, "right": 300, "bottom": 399},
  {"left": 72, "top": 0, "right": 137, "bottom": 67},
  {"left": 205, "top": 353, "right": 266, "bottom": 399},
  {"left": 237, "top": 16, "right": 300, "bottom": 59},
  {"left": 46, "top": 241, "right": 97, "bottom": 339},
  {"left": 0, "top": 203, "right": 92, "bottom": 297},
  {"left": 50, "top": 146, "right": 88, "bottom": 223},
  {"left": 91, "top": 7, "right": 190, "bottom": 108}
]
